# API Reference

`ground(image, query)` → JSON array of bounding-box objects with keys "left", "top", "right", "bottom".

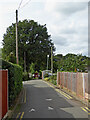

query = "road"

[{"left": 12, "top": 79, "right": 89, "bottom": 119}]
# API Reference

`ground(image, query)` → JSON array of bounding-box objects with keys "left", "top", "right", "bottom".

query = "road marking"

[
  {"left": 48, "top": 106, "right": 54, "bottom": 110},
  {"left": 43, "top": 80, "right": 72, "bottom": 100},
  {"left": 81, "top": 107, "right": 88, "bottom": 113},
  {"left": 81, "top": 107, "right": 90, "bottom": 115},
  {"left": 29, "top": 108, "right": 35, "bottom": 112},
  {"left": 24, "top": 88, "right": 26, "bottom": 103},
  {"left": 47, "top": 83, "right": 54, "bottom": 88},
  {"left": 59, "top": 90, "right": 72, "bottom": 99},
  {"left": 46, "top": 98, "right": 52, "bottom": 101},
  {"left": 55, "top": 89, "right": 72, "bottom": 99},
  {"left": 43, "top": 81, "right": 54, "bottom": 88},
  {"left": 85, "top": 107, "right": 90, "bottom": 111},
  {"left": 16, "top": 112, "right": 21, "bottom": 119},
  {"left": 20, "top": 112, "right": 24, "bottom": 120}
]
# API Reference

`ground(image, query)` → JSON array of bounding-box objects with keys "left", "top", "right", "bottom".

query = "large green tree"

[
  {"left": 2, "top": 19, "right": 55, "bottom": 71},
  {"left": 54, "top": 53, "right": 88, "bottom": 72}
]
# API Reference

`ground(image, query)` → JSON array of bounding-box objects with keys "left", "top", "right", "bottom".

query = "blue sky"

[{"left": 0, "top": 0, "right": 88, "bottom": 56}]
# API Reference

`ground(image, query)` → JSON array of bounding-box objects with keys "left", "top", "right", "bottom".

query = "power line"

[
  {"left": 20, "top": 0, "right": 31, "bottom": 9},
  {"left": 18, "top": 0, "right": 24, "bottom": 10}
]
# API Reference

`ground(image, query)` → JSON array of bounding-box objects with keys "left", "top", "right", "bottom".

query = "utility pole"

[
  {"left": 51, "top": 47, "right": 53, "bottom": 75},
  {"left": 16, "top": 10, "right": 19, "bottom": 64}
]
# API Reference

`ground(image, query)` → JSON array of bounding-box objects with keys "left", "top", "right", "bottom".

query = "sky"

[{"left": 0, "top": 0, "right": 89, "bottom": 56}]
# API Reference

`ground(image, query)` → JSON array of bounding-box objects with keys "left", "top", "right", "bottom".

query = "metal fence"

[
  {"left": 57, "top": 72, "right": 89, "bottom": 101},
  {"left": 42, "top": 70, "right": 51, "bottom": 80}
]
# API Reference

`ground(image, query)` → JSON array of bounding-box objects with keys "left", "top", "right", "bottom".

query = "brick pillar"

[
  {"left": 0, "top": 70, "right": 2, "bottom": 120},
  {"left": 0, "top": 70, "right": 8, "bottom": 119}
]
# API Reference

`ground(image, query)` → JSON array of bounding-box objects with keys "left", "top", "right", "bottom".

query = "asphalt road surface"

[{"left": 12, "top": 79, "right": 89, "bottom": 119}]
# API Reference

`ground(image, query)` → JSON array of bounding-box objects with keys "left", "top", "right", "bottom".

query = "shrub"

[
  {"left": 44, "top": 77, "right": 50, "bottom": 81},
  {"left": 44, "top": 73, "right": 49, "bottom": 78},
  {"left": 48, "top": 74, "right": 57, "bottom": 85},
  {"left": 1, "top": 59, "right": 23, "bottom": 107},
  {"left": 23, "top": 72, "right": 29, "bottom": 81},
  {"left": 29, "top": 63, "right": 35, "bottom": 74}
]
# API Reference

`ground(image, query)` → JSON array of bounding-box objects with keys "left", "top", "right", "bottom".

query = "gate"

[{"left": 0, "top": 70, "right": 8, "bottom": 120}]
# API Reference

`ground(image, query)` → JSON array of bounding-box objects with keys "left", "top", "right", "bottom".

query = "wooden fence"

[{"left": 57, "top": 72, "right": 89, "bottom": 101}]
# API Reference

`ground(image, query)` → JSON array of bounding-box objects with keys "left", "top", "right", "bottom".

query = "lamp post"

[
  {"left": 47, "top": 55, "right": 49, "bottom": 70},
  {"left": 51, "top": 47, "right": 53, "bottom": 75}
]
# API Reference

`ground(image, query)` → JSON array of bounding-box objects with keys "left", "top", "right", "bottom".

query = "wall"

[{"left": 0, "top": 70, "right": 8, "bottom": 120}]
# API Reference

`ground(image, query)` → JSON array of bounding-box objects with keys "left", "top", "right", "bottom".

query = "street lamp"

[{"left": 47, "top": 55, "right": 49, "bottom": 70}]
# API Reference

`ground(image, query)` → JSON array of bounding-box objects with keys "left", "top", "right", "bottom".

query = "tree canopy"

[
  {"left": 2, "top": 19, "right": 55, "bottom": 71},
  {"left": 53, "top": 53, "right": 88, "bottom": 72}
]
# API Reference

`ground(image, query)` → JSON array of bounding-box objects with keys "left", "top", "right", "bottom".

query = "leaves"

[
  {"left": 2, "top": 19, "right": 55, "bottom": 71},
  {"left": 53, "top": 53, "right": 88, "bottom": 72}
]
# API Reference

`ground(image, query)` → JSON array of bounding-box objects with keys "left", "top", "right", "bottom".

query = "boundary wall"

[{"left": 0, "top": 70, "right": 8, "bottom": 120}]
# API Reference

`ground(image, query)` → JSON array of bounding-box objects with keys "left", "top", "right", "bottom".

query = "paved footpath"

[{"left": 12, "top": 79, "right": 89, "bottom": 119}]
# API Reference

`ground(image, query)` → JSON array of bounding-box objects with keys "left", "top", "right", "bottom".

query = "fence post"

[
  {"left": 82, "top": 73, "right": 85, "bottom": 100},
  {"left": 57, "top": 72, "right": 58, "bottom": 86},
  {"left": 59, "top": 72, "right": 61, "bottom": 86},
  {"left": 42, "top": 71, "right": 43, "bottom": 80},
  {"left": 71, "top": 72, "right": 72, "bottom": 92},
  {"left": 62, "top": 72, "right": 64, "bottom": 88},
  {"left": 67, "top": 72, "right": 68, "bottom": 89},
  {"left": 76, "top": 72, "right": 78, "bottom": 96}
]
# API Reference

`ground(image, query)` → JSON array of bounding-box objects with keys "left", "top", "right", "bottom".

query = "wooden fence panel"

[{"left": 57, "top": 72, "right": 89, "bottom": 101}]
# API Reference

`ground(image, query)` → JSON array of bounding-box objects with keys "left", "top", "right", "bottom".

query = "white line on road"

[
  {"left": 46, "top": 98, "right": 52, "bottom": 101},
  {"left": 48, "top": 106, "right": 54, "bottom": 110}
]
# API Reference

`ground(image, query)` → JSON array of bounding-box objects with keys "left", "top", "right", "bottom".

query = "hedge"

[
  {"left": 1, "top": 59, "right": 23, "bottom": 107},
  {"left": 23, "top": 72, "right": 29, "bottom": 81}
]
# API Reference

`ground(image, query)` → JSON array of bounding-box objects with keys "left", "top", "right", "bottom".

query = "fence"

[
  {"left": 57, "top": 72, "right": 89, "bottom": 101},
  {"left": 42, "top": 70, "right": 51, "bottom": 80},
  {"left": 0, "top": 70, "right": 8, "bottom": 120}
]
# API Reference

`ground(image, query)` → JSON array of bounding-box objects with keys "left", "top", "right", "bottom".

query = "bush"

[
  {"left": 48, "top": 74, "right": 57, "bottom": 85},
  {"left": 23, "top": 72, "right": 29, "bottom": 81},
  {"left": 44, "top": 73, "right": 49, "bottom": 78},
  {"left": 39, "top": 70, "right": 42, "bottom": 79},
  {"left": 1, "top": 59, "right": 23, "bottom": 107},
  {"left": 44, "top": 77, "right": 50, "bottom": 81}
]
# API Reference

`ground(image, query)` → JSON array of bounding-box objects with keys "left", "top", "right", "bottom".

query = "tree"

[
  {"left": 29, "top": 63, "right": 35, "bottom": 74},
  {"left": 2, "top": 19, "right": 55, "bottom": 71},
  {"left": 6, "top": 52, "right": 16, "bottom": 64},
  {"left": 0, "top": 48, "right": 2, "bottom": 59},
  {"left": 54, "top": 53, "right": 88, "bottom": 72}
]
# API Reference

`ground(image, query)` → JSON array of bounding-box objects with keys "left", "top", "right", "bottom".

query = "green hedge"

[
  {"left": 23, "top": 72, "right": 29, "bottom": 81},
  {"left": 44, "top": 73, "right": 49, "bottom": 78},
  {"left": 1, "top": 59, "right": 23, "bottom": 107}
]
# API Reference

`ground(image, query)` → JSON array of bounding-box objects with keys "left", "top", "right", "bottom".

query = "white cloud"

[{"left": 0, "top": 0, "right": 88, "bottom": 56}]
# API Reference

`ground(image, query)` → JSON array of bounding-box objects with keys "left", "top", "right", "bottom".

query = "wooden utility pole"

[
  {"left": 16, "top": 10, "right": 19, "bottom": 64},
  {"left": 51, "top": 47, "right": 53, "bottom": 75}
]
